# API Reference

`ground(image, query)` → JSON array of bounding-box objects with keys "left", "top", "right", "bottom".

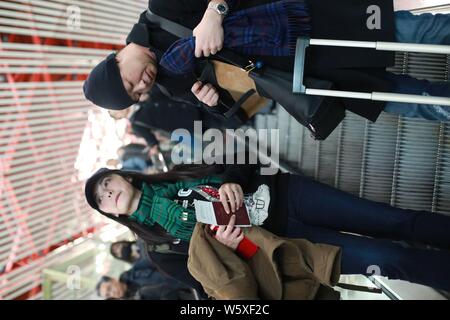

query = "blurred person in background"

[
  {"left": 110, "top": 240, "right": 142, "bottom": 264},
  {"left": 109, "top": 238, "right": 207, "bottom": 298},
  {"left": 95, "top": 275, "right": 195, "bottom": 300},
  {"left": 97, "top": 235, "right": 194, "bottom": 300},
  {"left": 107, "top": 143, "right": 154, "bottom": 173}
]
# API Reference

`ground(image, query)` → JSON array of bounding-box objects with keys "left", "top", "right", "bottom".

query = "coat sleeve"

[
  {"left": 188, "top": 223, "right": 259, "bottom": 299},
  {"left": 220, "top": 159, "right": 260, "bottom": 191}
]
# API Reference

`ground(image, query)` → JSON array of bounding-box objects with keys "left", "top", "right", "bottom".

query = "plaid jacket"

[{"left": 160, "top": 0, "right": 311, "bottom": 75}]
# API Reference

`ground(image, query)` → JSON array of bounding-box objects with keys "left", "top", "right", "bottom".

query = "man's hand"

[
  {"left": 218, "top": 182, "right": 244, "bottom": 214},
  {"left": 210, "top": 215, "right": 244, "bottom": 250},
  {"left": 193, "top": 3, "right": 224, "bottom": 57},
  {"left": 191, "top": 81, "right": 219, "bottom": 107}
]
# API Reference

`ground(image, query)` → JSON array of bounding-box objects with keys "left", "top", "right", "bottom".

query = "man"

[
  {"left": 95, "top": 275, "right": 195, "bottom": 300},
  {"left": 105, "top": 238, "right": 207, "bottom": 299},
  {"left": 96, "top": 246, "right": 194, "bottom": 300},
  {"left": 83, "top": 0, "right": 450, "bottom": 125}
]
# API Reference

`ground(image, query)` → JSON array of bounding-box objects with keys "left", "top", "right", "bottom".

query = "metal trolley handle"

[{"left": 293, "top": 37, "right": 450, "bottom": 106}]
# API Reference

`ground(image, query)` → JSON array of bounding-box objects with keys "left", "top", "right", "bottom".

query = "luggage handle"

[{"left": 293, "top": 37, "right": 450, "bottom": 106}]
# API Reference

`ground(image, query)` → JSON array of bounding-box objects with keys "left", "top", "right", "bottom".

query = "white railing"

[{"left": 0, "top": 0, "right": 147, "bottom": 300}]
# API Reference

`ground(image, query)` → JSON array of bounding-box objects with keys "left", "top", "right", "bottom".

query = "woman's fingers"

[
  {"left": 219, "top": 183, "right": 246, "bottom": 213},
  {"left": 219, "top": 187, "right": 231, "bottom": 214},
  {"left": 231, "top": 225, "right": 242, "bottom": 239},
  {"left": 213, "top": 215, "right": 245, "bottom": 251},
  {"left": 219, "top": 216, "right": 239, "bottom": 239},
  {"left": 226, "top": 188, "right": 237, "bottom": 213},
  {"left": 216, "top": 225, "right": 226, "bottom": 236},
  {"left": 222, "top": 214, "right": 236, "bottom": 238},
  {"left": 232, "top": 185, "right": 243, "bottom": 208},
  {"left": 227, "top": 214, "right": 236, "bottom": 229}
]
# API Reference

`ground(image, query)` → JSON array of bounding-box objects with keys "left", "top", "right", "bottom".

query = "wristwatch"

[{"left": 208, "top": 1, "right": 229, "bottom": 16}]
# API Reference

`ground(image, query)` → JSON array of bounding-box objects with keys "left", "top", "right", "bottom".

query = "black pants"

[{"left": 283, "top": 174, "right": 450, "bottom": 291}]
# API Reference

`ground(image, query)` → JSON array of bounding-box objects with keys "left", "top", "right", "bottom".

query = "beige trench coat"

[{"left": 188, "top": 224, "right": 342, "bottom": 300}]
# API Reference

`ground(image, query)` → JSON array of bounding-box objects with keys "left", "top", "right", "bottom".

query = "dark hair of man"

[
  {"left": 96, "top": 275, "right": 113, "bottom": 297},
  {"left": 110, "top": 240, "right": 137, "bottom": 263}
]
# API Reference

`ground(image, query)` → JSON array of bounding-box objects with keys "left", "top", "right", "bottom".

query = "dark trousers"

[
  {"left": 282, "top": 174, "right": 450, "bottom": 291},
  {"left": 383, "top": 11, "right": 450, "bottom": 120}
]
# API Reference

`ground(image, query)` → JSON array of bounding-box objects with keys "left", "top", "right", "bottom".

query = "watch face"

[{"left": 217, "top": 3, "right": 227, "bottom": 14}]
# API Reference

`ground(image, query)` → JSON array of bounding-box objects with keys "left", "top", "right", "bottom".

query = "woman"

[{"left": 85, "top": 161, "right": 450, "bottom": 292}]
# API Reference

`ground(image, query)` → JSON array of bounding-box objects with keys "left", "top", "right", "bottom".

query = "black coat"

[
  {"left": 130, "top": 87, "right": 203, "bottom": 147},
  {"left": 130, "top": 86, "right": 241, "bottom": 147},
  {"left": 143, "top": 0, "right": 397, "bottom": 122}
]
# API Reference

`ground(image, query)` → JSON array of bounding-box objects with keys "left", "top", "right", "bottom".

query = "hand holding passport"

[{"left": 194, "top": 199, "right": 251, "bottom": 227}]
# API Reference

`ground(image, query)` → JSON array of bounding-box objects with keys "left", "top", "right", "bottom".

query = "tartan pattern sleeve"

[
  {"left": 159, "top": 38, "right": 196, "bottom": 75},
  {"left": 159, "top": 0, "right": 311, "bottom": 75}
]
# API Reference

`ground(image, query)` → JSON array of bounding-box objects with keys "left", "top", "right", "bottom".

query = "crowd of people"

[{"left": 96, "top": 239, "right": 200, "bottom": 300}]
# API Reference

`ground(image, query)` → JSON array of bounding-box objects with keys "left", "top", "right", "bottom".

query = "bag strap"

[
  {"left": 224, "top": 89, "right": 256, "bottom": 118},
  {"left": 336, "top": 282, "right": 383, "bottom": 294},
  {"left": 148, "top": 243, "right": 188, "bottom": 255},
  {"left": 145, "top": 8, "right": 192, "bottom": 38}
]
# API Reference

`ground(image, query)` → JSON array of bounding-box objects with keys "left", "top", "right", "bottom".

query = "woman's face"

[{"left": 94, "top": 174, "right": 138, "bottom": 216}]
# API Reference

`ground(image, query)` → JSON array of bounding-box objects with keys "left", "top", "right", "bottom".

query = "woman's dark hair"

[{"left": 85, "top": 163, "right": 224, "bottom": 246}]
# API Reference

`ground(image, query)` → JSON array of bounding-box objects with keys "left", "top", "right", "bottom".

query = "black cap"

[
  {"left": 85, "top": 168, "right": 118, "bottom": 213},
  {"left": 83, "top": 53, "right": 136, "bottom": 110}
]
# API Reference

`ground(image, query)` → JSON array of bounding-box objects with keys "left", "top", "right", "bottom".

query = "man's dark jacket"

[
  {"left": 138, "top": 0, "right": 397, "bottom": 122},
  {"left": 130, "top": 86, "right": 241, "bottom": 147}
]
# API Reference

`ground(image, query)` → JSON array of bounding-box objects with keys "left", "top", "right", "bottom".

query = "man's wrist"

[{"left": 204, "top": 8, "right": 225, "bottom": 23}]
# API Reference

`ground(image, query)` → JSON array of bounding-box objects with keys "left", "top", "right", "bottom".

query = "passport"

[{"left": 194, "top": 199, "right": 251, "bottom": 227}]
